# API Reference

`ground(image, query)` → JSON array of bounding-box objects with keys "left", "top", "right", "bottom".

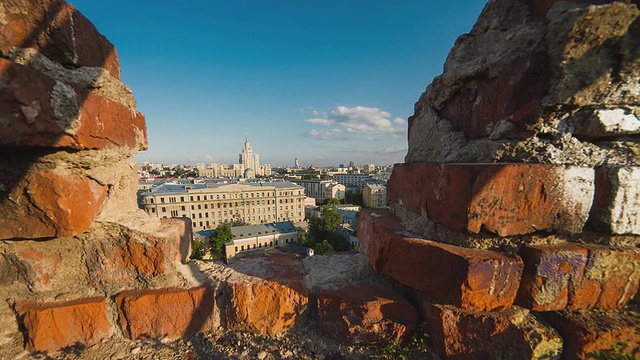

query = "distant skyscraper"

[
  {"left": 239, "top": 134, "right": 261, "bottom": 178},
  {"left": 295, "top": 157, "right": 300, "bottom": 169}
]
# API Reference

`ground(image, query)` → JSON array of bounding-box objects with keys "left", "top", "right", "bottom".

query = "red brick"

[
  {"left": 89, "top": 225, "right": 168, "bottom": 285},
  {"left": 115, "top": 286, "right": 216, "bottom": 340},
  {"left": 13, "top": 249, "right": 62, "bottom": 291},
  {"left": 15, "top": 297, "right": 110, "bottom": 353},
  {"left": 589, "top": 166, "right": 640, "bottom": 235},
  {"left": 387, "top": 163, "right": 594, "bottom": 237},
  {"left": 0, "top": 170, "right": 107, "bottom": 240},
  {"left": 441, "top": 53, "right": 550, "bottom": 139},
  {"left": 226, "top": 253, "right": 309, "bottom": 335},
  {"left": 544, "top": 310, "right": 640, "bottom": 358},
  {"left": 413, "top": 296, "right": 563, "bottom": 360},
  {"left": 516, "top": 243, "right": 589, "bottom": 311},
  {"left": 317, "top": 282, "right": 418, "bottom": 345},
  {"left": 517, "top": 243, "right": 640, "bottom": 311},
  {"left": 359, "top": 209, "right": 523, "bottom": 311},
  {"left": 569, "top": 244, "right": 640, "bottom": 310},
  {"left": 0, "top": 59, "right": 147, "bottom": 150},
  {"left": 0, "top": 0, "right": 120, "bottom": 77}
]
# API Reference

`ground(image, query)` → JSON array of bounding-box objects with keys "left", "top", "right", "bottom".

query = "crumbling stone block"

[
  {"left": 0, "top": 169, "right": 107, "bottom": 239},
  {"left": 0, "top": 59, "right": 147, "bottom": 150},
  {"left": 226, "top": 253, "right": 309, "bottom": 335},
  {"left": 15, "top": 297, "right": 110, "bottom": 353},
  {"left": 590, "top": 166, "right": 640, "bottom": 235},
  {"left": 0, "top": 0, "right": 120, "bottom": 77},
  {"left": 544, "top": 310, "right": 640, "bottom": 358},
  {"left": 358, "top": 209, "right": 523, "bottom": 311},
  {"left": 115, "top": 286, "right": 216, "bottom": 340},
  {"left": 387, "top": 163, "right": 594, "bottom": 237},
  {"left": 517, "top": 243, "right": 640, "bottom": 311},
  {"left": 317, "top": 282, "right": 417, "bottom": 345},
  {"left": 413, "top": 296, "right": 563, "bottom": 360}
]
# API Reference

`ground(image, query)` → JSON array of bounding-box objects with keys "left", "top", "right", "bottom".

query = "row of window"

[
  {"left": 234, "top": 237, "right": 295, "bottom": 253},
  {"left": 148, "top": 193, "right": 304, "bottom": 204},
  {"left": 152, "top": 190, "right": 304, "bottom": 204}
]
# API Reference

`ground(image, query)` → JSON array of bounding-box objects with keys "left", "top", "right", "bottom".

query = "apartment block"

[{"left": 139, "top": 180, "right": 305, "bottom": 231}]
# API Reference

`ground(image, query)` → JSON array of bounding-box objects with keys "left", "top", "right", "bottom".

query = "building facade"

[
  {"left": 290, "top": 179, "right": 345, "bottom": 204},
  {"left": 139, "top": 180, "right": 305, "bottom": 231},
  {"left": 224, "top": 221, "right": 300, "bottom": 262},
  {"left": 333, "top": 174, "right": 373, "bottom": 192},
  {"left": 363, "top": 183, "right": 387, "bottom": 208}
]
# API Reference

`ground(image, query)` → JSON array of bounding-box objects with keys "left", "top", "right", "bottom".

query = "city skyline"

[{"left": 70, "top": 0, "right": 488, "bottom": 167}]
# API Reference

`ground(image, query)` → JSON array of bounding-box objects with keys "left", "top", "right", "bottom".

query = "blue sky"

[{"left": 70, "top": 1, "right": 487, "bottom": 167}]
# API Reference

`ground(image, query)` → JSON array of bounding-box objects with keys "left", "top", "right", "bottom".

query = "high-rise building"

[
  {"left": 295, "top": 157, "right": 300, "bottom": 169},
  {"left": 239, "top": 134, "right": 260, "bottom": 178}
]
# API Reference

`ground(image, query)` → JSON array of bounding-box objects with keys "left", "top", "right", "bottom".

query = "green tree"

[
  {"left": 344, "top": 190, "right": 364, "bottom": 206},
  {"left": 301, "top": 174, "right": 319, "bottom": 180},
  {"left": 210, "top": 223, "right": 233, "bottom": 259},
  {"left": 314, "top": 239, "right": 335, "bottom": 255},
  {"left": 323, "top": 197, "right": 340, "bottom": 206},
  {"left": 308, "top": 206, "right": 349, "bottom": 252},
  {"left": 191, "top": 238, "right": 206, "bottom": 260}
]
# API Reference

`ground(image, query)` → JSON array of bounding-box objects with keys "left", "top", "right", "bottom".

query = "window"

[
  {"left": 182, "top": 206, "right": 186, "bottom": 211},
  {"left": 190, "top": 196, "right": 194, "bottom": 201},
  {"left": 171, "top": 210, "right": 178, "bottom": 217},
  {"left": 160, "top": 197, "right": 165, "bottom": 203},
  {"left": 198, "top": 204, "right": 201, "bottom": 210},
  {"left": 162, "top": 207, "right": 166, "bottom": 212}
]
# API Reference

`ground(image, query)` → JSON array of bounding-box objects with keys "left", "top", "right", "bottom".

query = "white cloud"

[
  {"left": 306, "top": 128, "right": 346, "bottom": 140},
  {"left": 305, "top": 118, "right": 334, "bottom": 125},
  {"left": 204, "top": 154, "right": 214, "bottom": 161},
  {"left": 304, "top": 105, "right": 406, "bottom": 139}
]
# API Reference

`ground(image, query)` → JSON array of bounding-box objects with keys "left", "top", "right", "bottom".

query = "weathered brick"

[
  {"left": 0, "top": 0, "right": 120, "bottom": 77},
  {"left": 441, "top": 52, "right": 550, "bottom": 139},
  {"left": 413, "top": 296, "right": 563, "bottom": 360},
  {"left": 226, "top": 253, "right": 309, "bottom": 335},
  {"left": 517, "top": 243, "right": 640, "bottom": 311},
  {"left": 544, "top": 310, "right": 640, "bottom": 359},
  {"left": 0, "top": 59, "right": 147, "bottom": 150},
  {"left": 115, "top": 286, "right": 215, "bottom": 340},
  {"left": 569, "top": 244, "right": 640, "bottom": 310},
  {"left": 517, "top": 243, "right": 589, "bottom": 311},
  {"left": 359, "top": 209, "right": 523, "bottom": 311},
  {"left": 0, "top": 169, "right": 107, "bottom": 240},
  {"left": 317, "top": 282, "right": 418, "bottom": 345},
  {"left": 590, "top": 166, "right": 640, "bottom": 235},
  {"left": 86, "top": 219, "right": 192, "bottom": 286},
  {"left": 15, "top": 297, "right": 110, "bottom": 353},
  {"left": 387, "top": 163, "right": 594, "bottom": 237}
]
